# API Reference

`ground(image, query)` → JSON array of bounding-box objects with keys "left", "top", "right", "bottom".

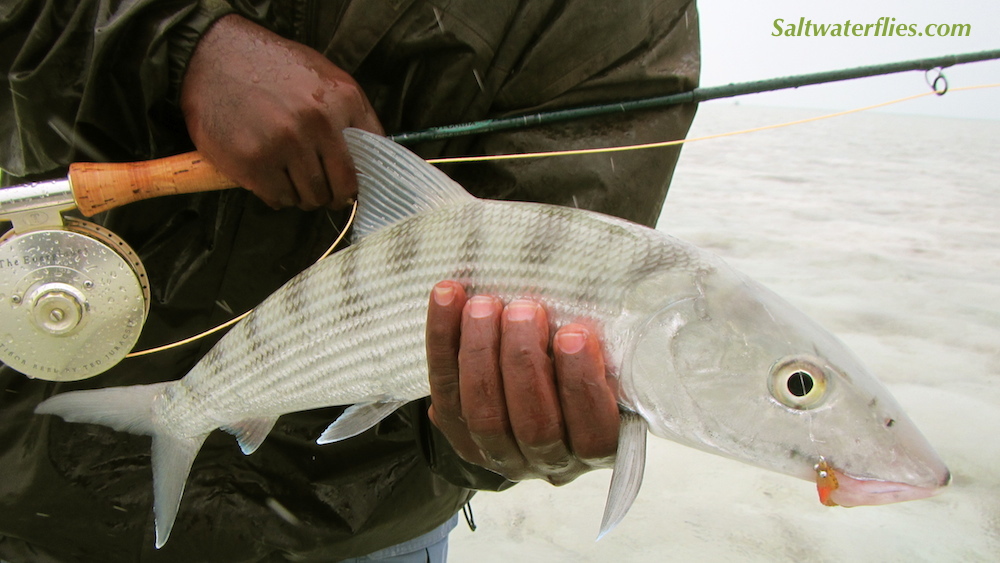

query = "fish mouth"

[{"left": 817, "top": 461, "right": 951, "bottom": 507}]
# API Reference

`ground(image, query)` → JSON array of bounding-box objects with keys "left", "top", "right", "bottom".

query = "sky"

[{"left": 697, "top": 0, "right": 1000, "bottom": 120}]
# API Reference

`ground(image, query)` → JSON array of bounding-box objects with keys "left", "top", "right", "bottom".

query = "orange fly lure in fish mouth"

[{"left": 815, "top": 459, "right": 840, "bottom": 506}]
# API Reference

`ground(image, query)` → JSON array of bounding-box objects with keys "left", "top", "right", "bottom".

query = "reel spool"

[{"left": 0, "top": 218, "right": 149, "bottom": 381}]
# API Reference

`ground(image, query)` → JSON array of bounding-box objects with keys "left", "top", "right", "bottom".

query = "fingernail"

[
  {"left": 555, "top": 330, "right": 587, "bottom": 355},
  {"left": 432, "top": 284, "right": 455, "bottom": 307},
  {"left": 506, "top": 301, "right": 537, "bottom": 322},
  {"left": 468, "top": 296, "right": 495, "bottom": 319}
]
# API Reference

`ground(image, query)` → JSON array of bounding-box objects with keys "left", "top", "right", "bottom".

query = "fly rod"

[
  {"left": 388, "top": 48, "right": 1000, "bottom": 145},
  {"left": 4, "top": 49, "right": 998, "bottom": 217}
]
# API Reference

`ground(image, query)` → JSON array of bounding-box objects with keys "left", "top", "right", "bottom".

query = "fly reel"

[
  {"left": 1, "top": 153, "right": 238, "bottom": 381},
  {"left": 0, "top": 213, "right": 149, "bottom": 381}
]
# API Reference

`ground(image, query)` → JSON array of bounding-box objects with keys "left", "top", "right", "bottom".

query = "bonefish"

[{"left": 36, "top": 129, "right": 950, "bottom": 548}]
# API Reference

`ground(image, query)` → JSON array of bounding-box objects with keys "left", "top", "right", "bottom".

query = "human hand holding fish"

[{"left": 426, "top": 281, "right": 620, "bottom": 485}]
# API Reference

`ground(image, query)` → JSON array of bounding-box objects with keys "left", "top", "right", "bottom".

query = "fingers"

[
  {"left": 286, "top": 150, "right": 336, "bottom": 211},
  {"left": 426, "top": 282, "right": 620, "bottom": 485},
  {"left": 498, "top": 301, "right": 577, "bottom": 481},
  {"left": 251, "top": 168, "right": 299, "bottom": 210},
  {"left": 255, "top": 131, "right": 357, "bottom": 211},
  {"left": 318, "top": 134, "right": 359, "bottom": 209},
  {"left": 458, "top": 296, "right": 528, "bottom": 474},
  {"left": 302, "top": 83, "right": 382, "bottom": 209},
  {"left": 426, "top": 282, "right": 486, "bottom": 465},
  {"left": 553, "top": 325, "right": 619, "bottom": 464},
  {"left": 250, "top": 113, "right": 358, "bottom": 211}
]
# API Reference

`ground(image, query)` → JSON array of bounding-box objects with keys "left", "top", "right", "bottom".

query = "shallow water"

[{"left": 449, "top": 103, "right": 1000, "bottom": 561}]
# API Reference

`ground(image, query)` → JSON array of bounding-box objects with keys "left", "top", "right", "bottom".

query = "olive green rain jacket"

[{"left": 0, "top": 1, "right": 699, "bottom": 561}]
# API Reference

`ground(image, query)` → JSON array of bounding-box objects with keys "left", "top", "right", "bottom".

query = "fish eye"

[{"left": 768, "top": 357, "right": 828, "bottom": 410}]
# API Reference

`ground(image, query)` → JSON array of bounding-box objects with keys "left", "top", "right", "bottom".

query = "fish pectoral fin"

[
  {"left": 316, "top": 400, "right": 407, "bottom": 445},
  {"left": 151, "top": 432, "right": 208, "bottom": 549},
  {"left": 221, "top": 417, "right": 279, "bottom": 455},
  {"left": 598, "top": 410, "right": 649, "bottom": 540}
]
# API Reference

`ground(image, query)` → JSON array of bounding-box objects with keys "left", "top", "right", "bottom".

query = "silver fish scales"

[
  {"left": 184, "top": 193, "right": 697, "bottom": 419},
  {"left": 36, "top": 128, "right": 949, "bottom": 549}
]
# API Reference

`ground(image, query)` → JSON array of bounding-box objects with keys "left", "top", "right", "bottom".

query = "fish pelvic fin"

[
  {"left": 342, "top": 128, "right": 475, "bottom": 242},
  {"left": 599, "top": 410, "right": 649, "bottom": 540},
  {"left": 317, "top": 400, "right": 407, "bottom": 444},
  {"left": 35, "top": 383, "right": 208, "bottom": 549},
  {"left": 221, "top": 417, "right": 278, "bottom": 455}
]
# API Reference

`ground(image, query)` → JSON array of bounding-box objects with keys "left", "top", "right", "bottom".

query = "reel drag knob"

[{"left": 28, "top": 283, "right": 86, "bottom": 335}]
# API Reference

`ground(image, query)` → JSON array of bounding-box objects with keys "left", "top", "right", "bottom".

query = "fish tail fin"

[{"left": 36, "top": 383, "right": 207, "bottom": 548}]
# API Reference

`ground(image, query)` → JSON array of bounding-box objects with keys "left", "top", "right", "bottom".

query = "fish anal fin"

[
  {"left": 598, "top": 410, "right": 648, "bottom": 540},
  {"left": 151, "top": 432, "right": 208, "bottom": 549},
  {"left": 221, "top": 417, "right": 279, "bottom": 455},
  {"left": 317, "top": 400, "right": 407, "bottom": 445}
]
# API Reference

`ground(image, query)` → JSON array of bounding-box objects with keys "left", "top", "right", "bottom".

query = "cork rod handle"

[{"left": 69, "top": 152, "right": 239, "bottom": 216}]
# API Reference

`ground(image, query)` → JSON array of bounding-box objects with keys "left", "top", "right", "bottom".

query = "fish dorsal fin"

[
  {"left": 342, "top": 128, "right": 475, "bottom": 241},
  {"left": 221, "top": 417, "right": 278, "bottom": 455},
  {"left": 316, "top": 400, "right": 407, "bottom": 444},
  {"left": 599, "top": 410, "right": 649, "bottom": 540}
]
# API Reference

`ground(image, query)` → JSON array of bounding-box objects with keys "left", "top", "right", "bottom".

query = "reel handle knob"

[{"left": 69, "top": 152, "right": 239, "bottom": 216}]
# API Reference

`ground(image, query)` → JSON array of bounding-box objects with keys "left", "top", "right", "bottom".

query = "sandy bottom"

[{"left": 448, "top": 104, "right": 1000, "bottom": 562}]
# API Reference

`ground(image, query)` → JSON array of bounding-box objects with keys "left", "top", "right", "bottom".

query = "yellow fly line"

[
  {"left": 427, "top": 83, "right": 1000, "bottom": 165},
  {"left": 126, "top": 199, "right": 359, "bottom": 358},
  {"left": 127, "top": 82, "right": 997, "bottom": 357}
]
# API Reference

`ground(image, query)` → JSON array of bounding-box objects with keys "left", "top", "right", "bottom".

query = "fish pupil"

[{"left": 787, "top": 371, "right": 814, "bottom": 397}]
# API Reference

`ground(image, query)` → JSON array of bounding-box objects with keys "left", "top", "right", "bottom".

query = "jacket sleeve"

[{"left": 0, "top": 0, "right": 234, "bottom": 179}]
